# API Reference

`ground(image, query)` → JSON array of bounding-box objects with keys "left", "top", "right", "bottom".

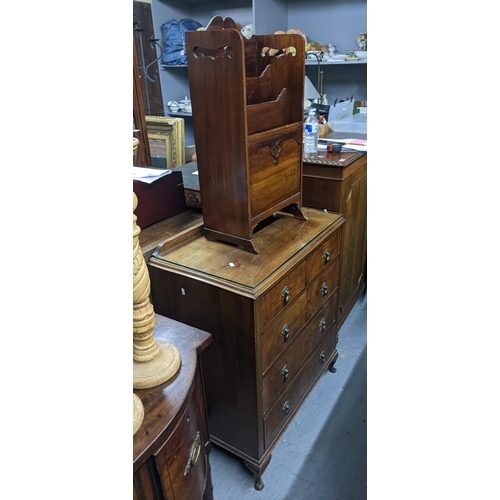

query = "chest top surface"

[{"left": 150, "top": 208, "right": 344, "bottom": 292}]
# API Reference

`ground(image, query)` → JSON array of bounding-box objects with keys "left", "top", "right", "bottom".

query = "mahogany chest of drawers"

[{"left": 148, "top": 208, "right": 345, "bottom": 490}]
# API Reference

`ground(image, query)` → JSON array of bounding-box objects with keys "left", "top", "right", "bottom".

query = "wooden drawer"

[
  {"left": 259, "top": 258, "right": 307, "bottom": 330},
  {"left": 262, "top": 293, "right": 337, "bottom": 411},
  {"left": 154, "top": 387, "right": 207, "bottom": 500},
  {"left": 306, "top": 258, "right": 340, "bottom": 318},
  {"left": 261, "top": 290, "right": 308, "bottom": 374},
  {"left": 306, "top": 230, "right": 342, "bottom": 283},
  {"left": 263, "top": 328, "right": 337, "bottom": 449}
]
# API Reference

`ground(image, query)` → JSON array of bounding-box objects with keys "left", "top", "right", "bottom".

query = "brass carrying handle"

[
  {"left": 282, "top": 286, "right": 290, "bottom": 304},
  {"left": 184, "top": 431, "right": 201, "bottom": 476}
]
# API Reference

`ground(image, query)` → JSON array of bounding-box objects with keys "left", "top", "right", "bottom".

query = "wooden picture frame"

[{"left": 145, "top": 116, "right": 185, "bottom": 168}]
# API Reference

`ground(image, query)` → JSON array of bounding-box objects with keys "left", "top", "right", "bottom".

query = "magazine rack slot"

[
  {"left": 247, "top": 88, "right": 288, "bottom": 135},
  {"left": 246, "top": 65, "right": 273, "bottom": 104}
]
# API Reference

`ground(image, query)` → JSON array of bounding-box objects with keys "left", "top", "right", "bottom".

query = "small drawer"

[
  {"left": 261, "top": 291, "right": 308, "bottom": 374},
  {"left": 259, "top": 259, "right": 307, "bottom": 330},
  {"left": 154, "top": 389, "right": 207, "bottom": 500},
  {"left": 263, "top": 330, "right": 337, "bottom": 449},
  {"left": 306, "top": 230, "right": 342, "bottom": 283},
  {"left": 262, "top": 293, "right": 337, "bottom": 411},
  {"left": 306, "top": 258, "right": 340, "bottom": 318}
]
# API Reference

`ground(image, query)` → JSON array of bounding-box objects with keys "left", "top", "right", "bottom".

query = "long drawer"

[
  {"left": 261, "top": 290, "right": 308, "bottom": 374},
  {"left": 263, "top": 328, "right": 337, "bottom": 449},
  {"left": 259, "top": 258, "right": 308, "bottom": 330},
  {"left": 262, "top": 292, "right": 337, "bottom": 410},
  {"left": 306, "top": 258, "right": 340, "bottom": 317},
  {"left": 306, "top": 229, "right": 342, "bottom": 282}
]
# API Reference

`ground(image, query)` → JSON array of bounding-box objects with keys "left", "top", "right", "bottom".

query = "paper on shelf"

[
  {"left": 133, "top": 167, "right": 172, "bottom": 184},
  {"left": 336, "top": 138, "right": 367, "bottom": 152}
]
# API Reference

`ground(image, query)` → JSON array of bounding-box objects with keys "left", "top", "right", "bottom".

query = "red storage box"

[{"left": 133, "top": 169, "right": 186, "bottom": 228}]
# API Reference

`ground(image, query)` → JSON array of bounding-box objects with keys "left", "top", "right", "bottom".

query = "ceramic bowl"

[
  {"left": 306, "top": 50, "right": 323, "bottom": 60},
  {"left": 353, "top": 50, "right": 367, "bottom": 59},
  {"left": 168, "top": 100, "right": 180, "bottom": 113}
]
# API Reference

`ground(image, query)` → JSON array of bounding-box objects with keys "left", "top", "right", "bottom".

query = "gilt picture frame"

[{"left": 145, "top": 116, "right": 185, "bottom": 168}]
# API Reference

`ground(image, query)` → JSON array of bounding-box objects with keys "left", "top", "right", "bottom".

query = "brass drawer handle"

[
  {"left": 321, "top": 282, "right": 328, "bottom": 297},
  {"left": 282, "top": 286, "right": 290, "bottom": 304},
  {"left": 281, "top": 324, "right": 290, "bottom": 342},
  {"left": 323, "top": 249, "right": 330, "bottom": 263},
  {"left": 282, "top": 364, "right": 289, "bottom": 381},
  {"left": 184, "top": 431, "right": 201, "bottom": 476},
  {"left": 319, "top": 351, "right": 326, "bottom": 364},
  {"left": 319, "top": 318, "right": 326, "bottom": 332},
  {"left": 283, "top": 401, "right": 290, "bottom": 415}
]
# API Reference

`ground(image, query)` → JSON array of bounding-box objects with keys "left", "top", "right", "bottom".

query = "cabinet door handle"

[
  {"left": 321, "top": 282, "right": 328, "bottom": 297},
  {"left": 282, "top": 286, "right": 290, "bottom": 304},
  {"left": 184, "top": 431, "right": 201, "bottom": 476},
  {"left": 282, "top": 364, "right": 289, "bottom": 381},
  {"left": 283, "top": 401, "right": 290, "bottom": 415},
  {"left": 323, "top": 249, "right": 330, "bottom": 263},
  {"left": 281, "top": 324, "right": 290, "bottom": 342}
]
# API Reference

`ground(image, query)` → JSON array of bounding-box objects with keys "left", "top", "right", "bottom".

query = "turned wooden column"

[{"left": 133, "top": 192, "right": 181, "bottom": 391}]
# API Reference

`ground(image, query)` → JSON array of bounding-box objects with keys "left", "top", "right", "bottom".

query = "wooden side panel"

[
  {"left": 339, "top": 166, "right": 367, "bottom": 323},
  {"left": 148, "top": 268, "right": 261, "bottom": 459},
  {"left": 186, "top": 28, "right": 250, "bottom": 239}
]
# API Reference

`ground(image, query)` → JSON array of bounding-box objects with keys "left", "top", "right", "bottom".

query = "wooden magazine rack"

[{"left": 186, "top": 16, "right": 307, "bottom": 253}]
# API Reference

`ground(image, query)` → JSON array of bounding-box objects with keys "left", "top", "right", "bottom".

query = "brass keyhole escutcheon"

[
  {"left": 319, "top": 351, "right": 326, "bottom": 363},
  {"left": 282, "top": 364, "right": 289, "bottom": 381},
  {"left": 321, "top": 282, "right": 328, "bottom": 297},
  {"left": 323, "top": 249, "right": 330, "bottom": 263},
  {"left": 319, "top": 318, "right": 326, "bottom": 332},
  {"left": 283, "top": 401, "right": 290, "bottom": 415},
  {"left": 281, "top": 324, "right": 290, "bottom": 342},
  {"left": 282, "top": 286, "right": 290, "bottom": 304}
]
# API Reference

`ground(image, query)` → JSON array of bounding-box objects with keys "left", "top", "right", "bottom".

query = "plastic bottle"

[{"left": 303, "top": 108, "right": 319, "bottom": 154}]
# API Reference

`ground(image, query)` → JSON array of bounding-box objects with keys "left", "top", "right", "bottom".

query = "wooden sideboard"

[
  {"left": 302, "top": 151, "right": 367, "bottom": 328},
  {"left": 133, "top": 314, "right": 214, "bottom": 500},
  {"left": 148, "top": 208, "right": 345, "bottom": 490}
]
